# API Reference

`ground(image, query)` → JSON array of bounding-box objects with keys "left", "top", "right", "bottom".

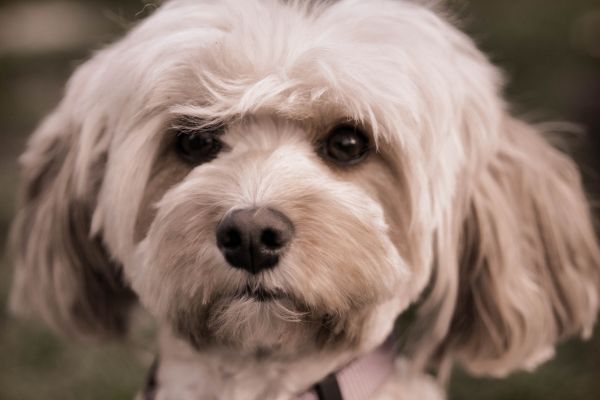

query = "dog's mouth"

[{"left": 234, "top": 285, "right": 286, "bottom": 302}]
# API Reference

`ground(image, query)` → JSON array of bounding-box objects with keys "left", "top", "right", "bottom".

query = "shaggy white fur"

[{"left": 9, "top": 0, "right": 600, "bottom": 399}]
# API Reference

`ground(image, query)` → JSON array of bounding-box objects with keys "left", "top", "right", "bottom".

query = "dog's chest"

[
  {"left": 151, "top": 350, "right": 342, "bottom": 400},
  {"left": 146, "top": 354, "right": 445, "bottom": 400}
]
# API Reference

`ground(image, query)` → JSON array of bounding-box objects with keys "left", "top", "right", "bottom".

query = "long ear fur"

[
  {"left": 9, "top": 97, "right": 135, "bottom": 340},
  {"left": 439, "top": 117, "right": 600, "bottom": 376}
]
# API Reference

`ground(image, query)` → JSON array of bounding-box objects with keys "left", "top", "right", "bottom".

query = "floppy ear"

[
  {"left": 440, "top": 117, "right": 600, "bottom": 376},
  {"left": 9, "top": 100, "right": 135, "bottom": 340}
]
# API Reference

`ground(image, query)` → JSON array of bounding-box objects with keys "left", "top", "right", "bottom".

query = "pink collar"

[{"left": 297, "top": 338, "right": 396, "bottom": 400}]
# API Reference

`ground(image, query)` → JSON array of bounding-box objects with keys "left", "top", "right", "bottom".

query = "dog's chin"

[{"left": 170, "top": 287, "right": 360, "bottom": 357}]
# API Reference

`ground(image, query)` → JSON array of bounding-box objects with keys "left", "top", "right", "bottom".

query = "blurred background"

[{"left": 0, "top": 0, "right": 599, "bottom": 399}]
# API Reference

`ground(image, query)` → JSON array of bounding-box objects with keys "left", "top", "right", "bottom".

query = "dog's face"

[
  {"left": 10, "top": 0, "right": 600, "bottom": 376},
  {"left": 133, "top": 117, "right": 409, "bottom": 354}
]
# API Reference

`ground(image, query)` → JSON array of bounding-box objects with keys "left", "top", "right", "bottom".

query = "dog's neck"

[
  {"left": 146, "top": 301, "right": 401, "bottom": 400},
  {"left": 147, "top": 329, "right": 396, "bottom": 400},
  {"left": 148, "top": 330, "right": 343, "bottom": 399}
]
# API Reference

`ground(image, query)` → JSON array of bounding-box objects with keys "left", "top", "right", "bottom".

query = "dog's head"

[{"left": 10, "top": 0, "right": 600, "bottom": 376}]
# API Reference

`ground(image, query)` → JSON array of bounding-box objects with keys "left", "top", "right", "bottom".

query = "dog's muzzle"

[{"left": 216, "top": 207, "right": 295, "bottom": 274}]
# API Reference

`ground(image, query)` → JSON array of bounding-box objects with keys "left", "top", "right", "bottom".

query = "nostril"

[
  {"left": 220, "top": 228, "right": 242, "bottom": 249},
  {"left": 261, "top": 228, "right": 283, "bottom": 250}
]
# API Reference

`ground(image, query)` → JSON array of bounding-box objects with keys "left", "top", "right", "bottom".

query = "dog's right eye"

[{"left": 175, "top": 129, "right": 223, "bottom": 164}]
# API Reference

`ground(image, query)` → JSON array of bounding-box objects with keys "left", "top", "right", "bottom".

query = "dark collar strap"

[
  {"left": 143, "top": 357, "right": 159, "bottom": 400},
  {"left": 314, "top": 373, "right": 344, "bottom": 400}
]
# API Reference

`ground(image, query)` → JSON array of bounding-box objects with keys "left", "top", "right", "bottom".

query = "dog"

[{"left": 9, "top": 0, "right": 600, "bottom": 399}]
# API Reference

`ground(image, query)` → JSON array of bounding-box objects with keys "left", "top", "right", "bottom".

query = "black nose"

[{"left": 216, "top": 208, "right": 294, "bottom": 274}]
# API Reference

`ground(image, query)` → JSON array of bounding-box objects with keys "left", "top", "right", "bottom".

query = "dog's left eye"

[
  {"left": 320, "top": 124, "right": 370, "bottom": 165},
  {"left": 175, "top": 129, "right": 223, "bottom": 164}
]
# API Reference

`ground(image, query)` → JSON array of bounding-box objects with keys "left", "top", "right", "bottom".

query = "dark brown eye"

[
  {"left": 321, "top": 124, "right": 370, "bottom": 165},
  {"left": 175, "top": 129, "right": 223, "bottom": 164}
]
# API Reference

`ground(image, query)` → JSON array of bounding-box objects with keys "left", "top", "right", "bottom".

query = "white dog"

[{"left": 9, "top": 0, "right": 600, "bottom": 399}]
